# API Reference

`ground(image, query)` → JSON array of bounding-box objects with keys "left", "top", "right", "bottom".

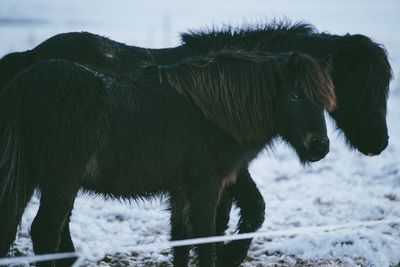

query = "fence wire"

[{"left": 0, "top": 218, "right": 399, "bottom": 266}]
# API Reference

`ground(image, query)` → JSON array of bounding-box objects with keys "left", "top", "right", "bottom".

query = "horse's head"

[
  {"left": 276, "top": 52, "right": 336, "bottom": 163},
  {"left": 329, "top": 34, "right": 392, "bottom": 156},
  {"left": 160, "top": 50, "right": 335, "bottom": 154}
]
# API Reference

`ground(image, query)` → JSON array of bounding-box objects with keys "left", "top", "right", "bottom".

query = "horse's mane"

[
  {"left": 181, "top": 19, "right": 317, "bottom": 49},
  {"left": 181, "top": 19, "right": 392, "bottom": 112},
  {"left": 146, "top": 49, "right": 335, "bottom": 146},
  {"left": 162, "top": 50, "right": 278, "bottom": 146}
]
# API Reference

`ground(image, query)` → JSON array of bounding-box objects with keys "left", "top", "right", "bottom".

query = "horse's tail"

[
  {"left": 0, "top": 73, "right": 35, "bottom": 256},
  {"left": 0, "top": 51, "right": 34, "bottom": 92}
]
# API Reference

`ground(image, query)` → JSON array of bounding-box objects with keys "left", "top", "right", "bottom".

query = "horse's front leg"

[
  {"left": 57, "top": 208, "right": 77, "bottom": 267},
  {"left": 170, "top": 192, "right": 191, "bottom": 267},
  {"left": 215, "top": 190, "right": 233, "bottom": 236},
  {"left": 214, "top": 189, "right": 233, "bottom": 259},
  {"left": 217, "top": 167, "right": 265, "bottom": 267},
  {"left": 186, "top": 173, "right": 222, "bottom": 267}
]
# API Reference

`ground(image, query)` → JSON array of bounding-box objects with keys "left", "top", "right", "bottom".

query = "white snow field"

[{"left": 1, "top": 0, "right": 399, "bottom": 266}]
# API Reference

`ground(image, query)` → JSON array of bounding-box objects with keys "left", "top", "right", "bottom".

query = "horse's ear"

[
  {"left": 320, "top": 54, "right": 333, "bottom": 74},
  {"left": 289, "top": 51, "right": 302, "bottom": 67}
]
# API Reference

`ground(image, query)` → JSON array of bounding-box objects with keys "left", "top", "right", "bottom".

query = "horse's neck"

[
  {"left": 280, "top": 34, "right": 343, "bottom": 58},
  {"left": 268, "top": 34, "right": 343, "bottom": 59},
  {"left": 141, "top": 46, "right": 191, "bottom": 66}
]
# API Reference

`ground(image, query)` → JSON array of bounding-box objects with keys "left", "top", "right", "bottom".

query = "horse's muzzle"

[
  {"left": 363, "top": 135, "right": 389, "bottom": 156},
  {"left": 305, "top": 135, "right": 330, "bottom": 162}
]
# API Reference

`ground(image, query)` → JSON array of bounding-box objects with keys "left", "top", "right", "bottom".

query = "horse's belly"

[
  {"left": 81, "top": 154, "right": 174, "bottom": 199},
  {"left": 82, "top": 172, "right": 169, "bottom": 199}
]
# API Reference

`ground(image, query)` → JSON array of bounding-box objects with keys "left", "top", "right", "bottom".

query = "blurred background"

[
  {"left": 1, "top": 0, "right": 399, "bottom": 266},
  {"left": 1, "top": 0, "right": 399, "bottom": 92},
  {"left": 0, "top": 0, "right": 399, "bottom": 87},
  {"left": 1, "top": 0, "right": 399, "bottom": 90},
  {"left": 0, "top": 0, "right": 399, "bottom": 57}
]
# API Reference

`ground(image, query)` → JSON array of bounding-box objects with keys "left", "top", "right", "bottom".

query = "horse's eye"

[{"left": 290, "top": 93, "right": 300, "bottom": 102}]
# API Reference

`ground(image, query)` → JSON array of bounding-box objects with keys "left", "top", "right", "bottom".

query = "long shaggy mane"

[
  {"left": 181, "top": 19, "right": 391, "bottom": 114},
  {"left": 181, "top": 19, "right": 317, "bottom": 49},
  {"left": 146, "top": 49, "right": 335, "bottom": 146}
]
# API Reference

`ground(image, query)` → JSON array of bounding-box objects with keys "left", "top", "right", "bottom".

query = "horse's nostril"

[
  {"left": 310, "top": 137, "right": 329, "bottom": 155},
  {"left": 305, "top": 135, "right": 330, "bottom": 162}
]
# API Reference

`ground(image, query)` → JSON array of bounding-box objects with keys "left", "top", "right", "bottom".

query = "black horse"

[
  {"left": 0, "top": 20, "right": 391, "bottom": 265},
  {"left": 0, "top": 49, "right": 335, "bottom": 266},
  {"left": 0, "top": 21, "right": 390, "bottom": 154},
  {"left": 181, "top": 22, "right": 393, "bottom": 264}
]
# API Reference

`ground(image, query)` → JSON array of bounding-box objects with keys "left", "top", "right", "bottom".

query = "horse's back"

[{"left": 32, "top": 32, "right": 152, "bottom": 73}]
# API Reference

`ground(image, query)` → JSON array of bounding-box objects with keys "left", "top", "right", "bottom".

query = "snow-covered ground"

[{"left": 1, "top": 0, "right": 399, "bottom": 266}]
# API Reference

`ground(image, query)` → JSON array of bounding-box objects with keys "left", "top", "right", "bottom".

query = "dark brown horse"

[{"left": 0, "top": 49, "right": 335, "bottom": 266}]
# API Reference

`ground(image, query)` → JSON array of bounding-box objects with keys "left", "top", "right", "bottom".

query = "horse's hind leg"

[
  {"left": 0, "top": 183, "right": 36, "bottom": 257},
  {"left": 217, "top": 167, "right": 265, "bottom": 267},
  {"left": 31, "top": 168, "right": 80, "bottom": 267},
  {"left": 3, "top": 58, "right": 107, "bottom": 266},
  {"left": 31, "top": 144, "right": 92, "bottom": 267}
]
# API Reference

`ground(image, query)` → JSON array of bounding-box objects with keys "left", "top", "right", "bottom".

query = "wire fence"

[{"left": 1, "top": 218, "right": 399, "bottom": 266}]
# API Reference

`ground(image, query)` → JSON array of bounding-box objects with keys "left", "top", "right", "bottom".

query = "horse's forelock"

[{"left": 294, "top": 54, "right": 336, "bottom": 111}]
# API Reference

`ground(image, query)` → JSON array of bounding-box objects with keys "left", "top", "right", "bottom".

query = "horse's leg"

[
  {"left": 170, "top": 193, "right": 191, "bottom": 266},
  {"left": 0, "top": 184, "right": 36, "bottom": 257},
  {"left": 214, "top": 189, "right": 233, "bottom": 258},
  {"left": 31, "top": 167, "right": 80, "bottom": 267},
  {"left": 58, "top": 209, "right": 74, "bottom": 253},
  {"left": 187, "top": 175, "right": 221, "bottom": 267},
  {"left": 57, "top": 208, "right": 76, "bottom": 267},
  {"left": 215, "top": 190, "right": 233, "bottom": 236},
  {"left": 2, "top": 59, "right": 106, "bottom": 266},
  {"left": 217, "top": 167, "right": 265, "bottom": 267}
]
